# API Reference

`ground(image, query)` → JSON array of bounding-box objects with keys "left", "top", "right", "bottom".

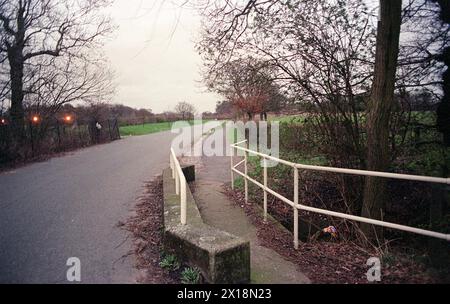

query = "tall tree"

[
  {"left": 361, "top": 0, "right": 403, "bottom": 239},
  {"left": 0, "top": 0, "right": 113, "bottom": 139}
]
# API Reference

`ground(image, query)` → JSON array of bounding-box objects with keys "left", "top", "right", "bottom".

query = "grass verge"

[{"left": 119, "top": 120, "right": 210, "bottom": 137}]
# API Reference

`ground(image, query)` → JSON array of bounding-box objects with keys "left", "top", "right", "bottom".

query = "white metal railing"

[
  {"left": 230, "top": 140, "right": 450, "bottom": 249},
  {"left": 170, "top": 148, "right": 187, "bottom": 225}
]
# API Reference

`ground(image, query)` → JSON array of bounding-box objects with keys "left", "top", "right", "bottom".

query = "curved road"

[{"left": 0, "top": 122, "right": 219, "bottom": 283}]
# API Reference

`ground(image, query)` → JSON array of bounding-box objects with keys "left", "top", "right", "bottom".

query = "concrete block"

[
  {"left": 162, "top": 167, "right": 250, "bottom": 283},
  {"left": 164, "top": 224, "right": 250, "bottom": 283}
]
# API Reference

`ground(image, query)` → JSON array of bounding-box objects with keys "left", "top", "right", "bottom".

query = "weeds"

[
  {"left": 181, "top": 267, "right": 201, "bottom": 284},
  {"left": 159, "top": 254, "right": 181, "bottom": 271}
]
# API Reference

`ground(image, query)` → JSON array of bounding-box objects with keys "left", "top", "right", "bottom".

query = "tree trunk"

[
  {"left": 361, "top": 0, "right": 402, "bottom": 240},
  {"left": 8, "top": 48, "right": 25, "bottom": 139},
  {"left": 7, "top": 8, "right": 26, "bottom": 140}
]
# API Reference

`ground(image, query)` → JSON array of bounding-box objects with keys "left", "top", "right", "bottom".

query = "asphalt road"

[{"left": 0, "top": 122, "right": 219, "bottom": 283}]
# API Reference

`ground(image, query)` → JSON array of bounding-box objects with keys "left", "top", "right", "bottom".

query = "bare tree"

[
  {"left": 205, "top": 57, "right": 283, "bottom": 120},
  {"left": 24, "top": 56, "right": 114, "bottom": 119},
  {"left": 174, "top": 101, "right": 196, "bottom": 120},
  {"left": 0, "top": 0, "right": 114, "bottom": 138}
]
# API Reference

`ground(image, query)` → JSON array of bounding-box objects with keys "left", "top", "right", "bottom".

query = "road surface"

[{"left": 0, "top": 122, "right": 219, "bottom": 283}]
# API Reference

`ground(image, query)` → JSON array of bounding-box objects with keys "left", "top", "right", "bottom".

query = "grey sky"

[{"left": 104, "top": 0, "right": 220, "bottom": 114}]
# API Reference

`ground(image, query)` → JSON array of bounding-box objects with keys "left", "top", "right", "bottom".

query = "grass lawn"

[
  {"left": 119, "top": 120, "right": 211, "bottom": 136},
  {"left": 120, "top": 121, "right": 171, "bottom": 136},
  {"left": 268, "top": 114, "right": 308, "bottom": 123}
]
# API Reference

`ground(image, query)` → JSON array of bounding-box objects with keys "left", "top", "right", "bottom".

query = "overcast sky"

[{"left": 104, "top": 0, "right": 220, "bottom": 114}]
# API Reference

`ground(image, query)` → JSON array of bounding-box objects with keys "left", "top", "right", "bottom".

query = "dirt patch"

[
  {"left": 224, "top": 185, "right": 439, "bottom": 284},
  {"left": 118, "top": 177, "right": 179, "bottom": 283}
]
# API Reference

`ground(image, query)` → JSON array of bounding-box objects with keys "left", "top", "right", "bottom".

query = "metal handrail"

[
  {"left": 230, "top": 140, "right": 450, "bottom": 249},
  {"left": 170, "top": 148, "right": 187, "bottom": 225}
]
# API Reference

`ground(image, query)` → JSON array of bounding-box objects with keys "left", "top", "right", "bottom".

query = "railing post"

[
  {"left": 175, "top": 168, "right": 180, "bottom": 195},
  {"left": 230, "top": 145, "right": 234, "bottom": 190},
  {"left": 170, "top": 153, "right": 174, "bottom": 178},
  {"left": 180, "top": 178, "right": 187, "bottom": 225},
  {"left": 294, "top": 167, "right": 299, "bottom": 250},
  {"left": 244, "top": 144, "right": 248, "bottom": 204},
  {"left": 263, "top": 157, "right": 268, "bottom": 222}
]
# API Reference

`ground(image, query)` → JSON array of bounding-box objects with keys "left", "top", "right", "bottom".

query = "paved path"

[
  {"left": 187, "top": 128, "right": 310, "bottom": 284},
  {"left": 0, "top": 122, "right": 220, "bottom": 283}
]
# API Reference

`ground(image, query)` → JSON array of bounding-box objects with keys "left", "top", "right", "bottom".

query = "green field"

[
  {"left": 269, "top": 114, "right": 307, "bottom": 123},
  {"left": 119, "top": 120, "right": 209, "bottom": 136}
]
